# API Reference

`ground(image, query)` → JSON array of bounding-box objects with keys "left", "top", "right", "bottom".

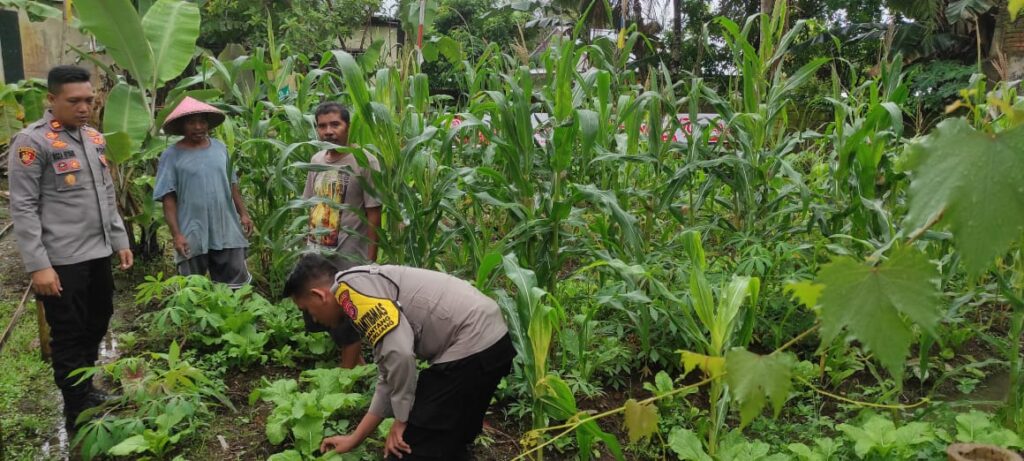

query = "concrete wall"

[
  {"left": 0, "top": 7, "right": 103, "bottom": 84},
  {"left": 992, "top": 6, "right": 1024, "bottom": 80},
  {"left": 343, "top": 22, "right": 401, "bottom": 66}
]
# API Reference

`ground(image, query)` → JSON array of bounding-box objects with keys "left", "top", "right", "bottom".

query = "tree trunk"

[
  {"left": 761, "top": 0, "right": 773, "bottom": 14},
  {"left": 672, "top": 0, "right": 682, "bottom": 61}
]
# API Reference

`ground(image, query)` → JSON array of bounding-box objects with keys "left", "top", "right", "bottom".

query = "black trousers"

[
  {"left": 388, "top": 334, "right": 516, "bottom": 461},
  {"left": 38, "top": 257, "right": 114, "bottom": 414}
]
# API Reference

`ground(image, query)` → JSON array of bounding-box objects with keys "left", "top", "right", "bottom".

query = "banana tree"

[{"left": 71, "top": 0, "right": 201, "bottom": 257}]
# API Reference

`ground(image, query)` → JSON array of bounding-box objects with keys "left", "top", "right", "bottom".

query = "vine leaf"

[
  {"left": 680, "top": 350, "right": 725, "bottom": 378},
  {"left": 623, "top": 399, "right": 659, "bottom": 443},
  {"left": 725, "top": 349, "right": 795, "bottom": 428},
  {"left": 902, "top": 118, "right": 1024, "bottom": 275},
  {"left": 816, "top": 247, "right": 942, "bottom": 380},
  {"left": 785, "top": 280, "right": 825, "bottom": 312}
]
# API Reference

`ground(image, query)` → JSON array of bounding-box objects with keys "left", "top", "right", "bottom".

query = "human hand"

[
  {"left": 384, "top": 420, "right": 412, "bottom": 459},
  {"left": 31, "top": 268, "right": 62, "bottom": 297},
  {"left": 173, "top": 234, "right": 190, "bottom": 258},
  {"left": 320, "top": 434, "right": 360, "bottom": 454},
  {"left": 240, "top": 213, "right": 254, "bottom": 237},
  {"left": 117, "top": 249, "right": 134, "bottom": 270}
]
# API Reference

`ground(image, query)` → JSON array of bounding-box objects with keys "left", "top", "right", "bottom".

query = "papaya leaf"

[
  {"left": 784, "top": 280, "right": 824, "bottom": 312},
  {"left": 815, "top": 247, "right": 942, "bottom": 380},
  {"left": 680, "top": 350, "right": 725, "bottom": 378},
  {"left": 902, "top": 118, "right": 1024, "bottom": 275},
  {"left": 623, "top": 399, "right": 659, "bottom": 443},
  {"left": 725, "top": 349, "right": 795, "bottom": 427}
]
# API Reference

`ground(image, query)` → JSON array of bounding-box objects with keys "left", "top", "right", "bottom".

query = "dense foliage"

[{"left": 4, "top": 0, "right": 1024, "bottom": 460}]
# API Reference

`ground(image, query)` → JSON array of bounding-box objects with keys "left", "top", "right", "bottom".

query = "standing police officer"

[{"left": 6, "top": 65, "right": 133, "bottom": 431}]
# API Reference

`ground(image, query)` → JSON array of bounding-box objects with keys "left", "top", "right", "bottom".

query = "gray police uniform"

[
  {"left": 6, "top": 110, "right": 129, "bottom": 423},
  {"left": 331, "top": 265, "right": 514, "bottom": 460}
]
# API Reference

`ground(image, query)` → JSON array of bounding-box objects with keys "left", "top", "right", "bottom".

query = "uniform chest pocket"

[{"left": 51, "top": 154, "right": 84, "bottom": 191}]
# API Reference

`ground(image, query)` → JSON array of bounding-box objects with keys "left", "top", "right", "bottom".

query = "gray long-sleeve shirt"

[
  {"left": 332, "top": 265, "right": 509, "bottom": 422},
  {"left": 7, "top": 111, "right": 129, "bottom": 272}
]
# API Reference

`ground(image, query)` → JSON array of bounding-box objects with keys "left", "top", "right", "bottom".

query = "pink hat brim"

[{"left": 162, "top": 96, "right": 226, "bottom": 135}]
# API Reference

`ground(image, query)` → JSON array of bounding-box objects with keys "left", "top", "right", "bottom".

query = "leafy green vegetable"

[
  {"left": 668, "top": 427, "right": 713, "bottom": 461},
  {"left": 838, "top": 414, "right": 934, "bottom": 459}
]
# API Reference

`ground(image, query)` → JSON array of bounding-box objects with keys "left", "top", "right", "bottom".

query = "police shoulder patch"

[
  {"left": 334, "top": 282, "right": 400, "bottom": 345},
  {"left": 18, "top": 147, "right": 36, "bottom": 166}
]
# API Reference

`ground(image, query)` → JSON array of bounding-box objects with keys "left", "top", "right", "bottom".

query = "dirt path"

[{"left": 0, "top": 201, "right": 149, "bottom": 460}]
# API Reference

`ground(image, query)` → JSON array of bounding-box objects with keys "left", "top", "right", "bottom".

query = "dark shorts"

[
  {"left": 388, "top": 334, "right": 516, "bottom": 461},
  {"left": 177, "top": 248, "right": 251, "bottom": 288}
]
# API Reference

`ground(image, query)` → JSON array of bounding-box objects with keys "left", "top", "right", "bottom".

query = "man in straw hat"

[
  {"left": 154, "top": 96, "right": 253, "bottom": 287},
  {"left": 7, "top": 65, "right": 133, "bottom": 432}
]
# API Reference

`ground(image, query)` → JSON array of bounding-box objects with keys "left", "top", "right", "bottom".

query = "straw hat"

[{"left": 162, "top": 96, "right": 226, "bottom": 135}]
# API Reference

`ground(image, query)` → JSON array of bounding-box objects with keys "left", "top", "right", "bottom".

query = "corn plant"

[
  {"left": 819, "top": 54, "right": 908, "bottom": 240},
  {"left": 679, "top": 231, "right": 760, "bottom": 456},
  {"left": 495, "top": 253, "right": 622, "bottom": 460},
  {"left": 693, "top": 4, "right": 827, "bottom": 235}
]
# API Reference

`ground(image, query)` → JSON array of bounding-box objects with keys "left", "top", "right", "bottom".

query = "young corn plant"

[
  {"left": 679, "top": 231, "right": 760, "bottom": 456},
  {"left": 495, "top": 254, "right": 621, "bottom": 460},
  {"left": 696, "top": 4, "right": 827, "bottom": 235}
]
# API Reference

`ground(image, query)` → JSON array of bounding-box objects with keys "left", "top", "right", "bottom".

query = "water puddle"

[
  {"left": 37, "top": 333, "right": 120, "bottom": 460},
  {"left": 964, "top": 369, "right": 1011, "bottom": 409},
  {"left": 38, "top": 422, "right": 69, "bottom": 461},
  {"left": 98, "top": 333, "right": 120, "bottom": 363}
]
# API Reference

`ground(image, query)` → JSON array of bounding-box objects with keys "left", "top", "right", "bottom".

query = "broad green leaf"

[
  {"left": 945, "top": 0, "right": 995, "bottom": 21},
  {"left": 103, "top": 83, "right": 149, "bottom": 151},
  {"left": 16, "top": 0, "right": 62, "bottom": 21},
  {"left": 422, "top": 36, "right": 463, "bottom": 64},
  {"left": 838, "top": 415, "right": 933, "bottom": 458},
  {"left": 785, "top": 280, "right": 824, "bottom": 311},
  {"left": 725, "top": 349, "right": 795, "bottom": 427},
  {"left": 74, "top": 0, "right": 155, "bottom": 86},
  {"left": 107, "top": 434, "right": 149, "bottom": 455},
  {"left": 292, "top": 415, "right": 325, "bottom": 454},
  {"left": 622, "top": 399, "right": 658, "bottom": 443},
  {"left": 474, "top": 251, "right": 503, "bottom": 289},
  {"left": 538, "top": 374, "right": 577, "bottom": 420},
  {"left": 266, "top": 409, "right": 290, "bottom": 445},
  {"left": 816, "top": 247, "right": 941, "bottom": 380},
  {"left": 320, "top": 393, "right": 365, "bottom": 415},
  {"left": 0, "top": 95, "right": 22, "bottom": 146},
  {"left": 680, "top": 350, "right": 725, "bottom": 378},
  {"left": 267, "top": 450, "right": 304, "bottom": 461},
  {"left": 902, "top": 118, "right": 1024, "bottom": 275},
  {"left": 142, "top": 0, "right": 201, "bottom": 84},
  {"left": 668, "top": 427, "right": 712, "bottom": 461},
  {"left": 955, "top": 411, "right": 1024, "bottom": 448},
  {"left": 1013, "top": 0, "right": 1024, "bottom": 21}
]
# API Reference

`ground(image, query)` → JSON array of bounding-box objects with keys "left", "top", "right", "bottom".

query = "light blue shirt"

[{"left": 153, "top": 138, "right": 248, "bottom": 262}]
